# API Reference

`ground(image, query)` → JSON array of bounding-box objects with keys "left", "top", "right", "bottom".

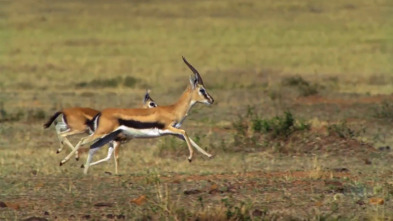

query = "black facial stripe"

[
  {"left": 118, "top": 118, "right": 165, "bottom": 129},
  {"left": 200, "top": 90, "right": 210, "bottom": 100}
]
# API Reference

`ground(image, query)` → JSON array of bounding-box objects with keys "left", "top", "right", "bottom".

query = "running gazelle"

[
  {"left": 43, "top": 90, "right": 157, "bottom": 173},
  {"left": 60, "top": 57, "right": 214, "bottom": 174}
]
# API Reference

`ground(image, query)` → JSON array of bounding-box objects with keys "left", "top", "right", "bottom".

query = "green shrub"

[
  {"left": 327, "top": 121, "right": 355, "bottom": 139},
  {"left": 232, "top": 106, "right": 310, "bottom": 151},
  {"left": 252, "top": 111, "right": 310, "bottom": 139}
]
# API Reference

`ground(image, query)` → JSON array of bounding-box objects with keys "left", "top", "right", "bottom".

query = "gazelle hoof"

[
  {"left": 59, "top": 162, "right": 64, "bottom": 166},
  {"left": 188, "top": 158, "right": 192, "bottom": 163},
  {"left": 75, "top": 157, "right": 79, "bottom": 161},
  {"left": 81, "top": 164, "right": 85, "bottom": 168},
  {"left": 56, "top": 150, "right": 60, "bottom": 154}
]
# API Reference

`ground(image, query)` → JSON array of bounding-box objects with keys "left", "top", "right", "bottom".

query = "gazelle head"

[
  {"left": 183, "top": 56, "right": 214, "bottom": 105},
  {"left": 143, "top": 89, "right": 157, "bottom": 108}
]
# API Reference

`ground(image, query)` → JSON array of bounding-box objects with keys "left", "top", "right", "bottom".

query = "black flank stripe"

[
  {"left": 118, "top": 119, "right": 165, "bottom": 129},
  {"left": 91, "top": 130, "right": 123, "bottom": 149}
]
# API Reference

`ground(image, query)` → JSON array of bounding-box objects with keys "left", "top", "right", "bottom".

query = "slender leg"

[
  {"left": 55, "top": 123, "right": 69, "bottom": 154},
  {"left": 89, "top": 142, "right": 115, "bottom": 167},
  {"left": 174, "top": 135, "right": 213, "bottom": 158},
  {"left": 83, "top": 148, "right": 99, "bottom": 174},
  {"left": 189, "top": 138, "right": 213, "bottom": 158},
  {"left": 58, "top": 130, "right": 87, "bottom": 160},
  {"left": 113, "top": 141, "right": 121, "bottom": 175},
  {"left": 60, "top": 134, "right": 100, "bottom": 166},
  {"left": 167, "top": 127, "right": 193, "bottom": 162}
]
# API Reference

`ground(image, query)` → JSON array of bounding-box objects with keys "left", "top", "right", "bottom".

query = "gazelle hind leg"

[
  {"left": 89, "top": 142, "right": 116, "bottom": 167},
  {"left": 113, "top": 141, "right": 121, "bottom": 175},
  {"left": 83, "top": 147, "right": 100, "bottom": 174},
  {"left": 58, "top": 130, "right": 87, "bottom": 160},
  {"left": 55, "top": 123, "right": 69, "bottom": 154},
  {"left": 60, "top": 133, "right": 101, "bottom": 166}
]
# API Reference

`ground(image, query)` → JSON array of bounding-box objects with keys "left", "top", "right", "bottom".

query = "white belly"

[{"left": 118, "top": 126, "right": 169, "bottom": 138}]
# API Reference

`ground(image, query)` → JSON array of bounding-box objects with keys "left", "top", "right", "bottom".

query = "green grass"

[{"left": 1, "top": 0, "right": 392, "bottom": 93}]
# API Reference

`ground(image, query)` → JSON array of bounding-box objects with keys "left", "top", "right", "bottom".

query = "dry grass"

[{"left": 1, "top": 0, "right": 393, "bottom": 220}]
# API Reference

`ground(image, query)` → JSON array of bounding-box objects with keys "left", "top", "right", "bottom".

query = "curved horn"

[{"left": 182, "top": 56, "right": 204, "bottom": 85}]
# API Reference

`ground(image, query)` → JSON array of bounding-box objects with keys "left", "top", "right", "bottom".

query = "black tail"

[
  {"left": 91, "top": 129, "right": 123, "bottom": 149},
  {"left": 43, "top": 111, "right": 62, "bottom": 128}
]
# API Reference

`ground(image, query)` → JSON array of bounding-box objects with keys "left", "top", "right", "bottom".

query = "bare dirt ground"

[{"left": 1, "top": 88, "right": 393, "bottom": 220}]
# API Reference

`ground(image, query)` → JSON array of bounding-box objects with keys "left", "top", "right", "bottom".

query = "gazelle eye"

[
  {"left": 199, "top": 88, "right": 206, "bottom": 94},
  {"left": 149, "top": 102, "right": 156, "bottom": 107}
]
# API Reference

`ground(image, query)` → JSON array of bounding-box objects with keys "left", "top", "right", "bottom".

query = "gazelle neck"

[{"left": 172, "top": 86, "right": 196, "bottom": 127}]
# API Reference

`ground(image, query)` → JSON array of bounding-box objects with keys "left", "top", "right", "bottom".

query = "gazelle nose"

[{"left": 210, "top": 96, "right": 214, "bottom": 104}]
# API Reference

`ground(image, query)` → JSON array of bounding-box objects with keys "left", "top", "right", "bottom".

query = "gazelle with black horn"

[
  {"left": 87, "top": 90, "right": 158, "bottom": 174},
  {"left": 60, "top": 57, "right": 214, "bottom": 174},
  {"left": 87, "top": 90, "right": 213, "bottom": 174}
]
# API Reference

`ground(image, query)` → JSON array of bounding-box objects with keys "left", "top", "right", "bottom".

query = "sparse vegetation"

[
  {"left": 76, "top": 76, "right": 139, "bottom": 89},
  {"left": 1, "top": 0, "right": 392, "bottom": 219},
  {"left": 282, "top": 75, "right": 320, "bottom": 96},
  {"left": 233, "top": 106, "right": 310, "bottom": 151},
  {"left": 373, "top": 100, "right": 393, "bottom": 120}
]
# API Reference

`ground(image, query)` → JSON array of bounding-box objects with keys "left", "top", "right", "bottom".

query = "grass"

[{"left": 1, "top": 0, "right": 393, "bottom": 220}]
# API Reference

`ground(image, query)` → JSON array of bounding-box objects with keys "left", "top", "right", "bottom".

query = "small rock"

[
  {"left": 117, "top": 214, "right": 126, "bottom": 219},
  {"left": 23, "top": 217, "right": 48, "bottom": 221},
  {"left": 252, "top": 209, "right": 266, "bottom": 217},
  {"left": 356, "top": 200, "right": 365, "bottom": 206},
  {"left": 82, "top": 214, "right": 91, "bottom": 220},
  {"left": 0, "top": 201, "right": 7, "bottom": 208},
  {"left": 378, "top": 146, "right": 390, "bottom": 151},
  {"left": 332, "top": 168, "right": 349, "bottom": 172},
  {"left": 364, "top": 159, "right": 372, "bottom": 165},
  {"left": 184, "top": 189, "right": 202, "bottom": 195},
  {"left": 94, "top": 202, "right": 113, "bottom": 208}
]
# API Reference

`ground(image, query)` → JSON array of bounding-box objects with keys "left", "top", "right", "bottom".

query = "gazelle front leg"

[
  {"left": 174, "top": 135, "right": 212, "bottom": 158},
  {"left": 167, "top": 127, "right": 194, "bottom": 162},
  {"left": 189, "top": 139, "right": 213, "bottom": 158}
]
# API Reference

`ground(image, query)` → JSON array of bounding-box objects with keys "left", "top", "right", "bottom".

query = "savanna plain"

[{"left": 1, "top": 0, "right": 393, "bottom": 220}]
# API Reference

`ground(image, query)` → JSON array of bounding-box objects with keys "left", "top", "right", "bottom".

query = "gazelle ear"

[
  {"left": 143, "top": 89, "right": 151, "bottom": 104},
  {"left": 189, "top": 75, "right": 197, "bottom": 89}
]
